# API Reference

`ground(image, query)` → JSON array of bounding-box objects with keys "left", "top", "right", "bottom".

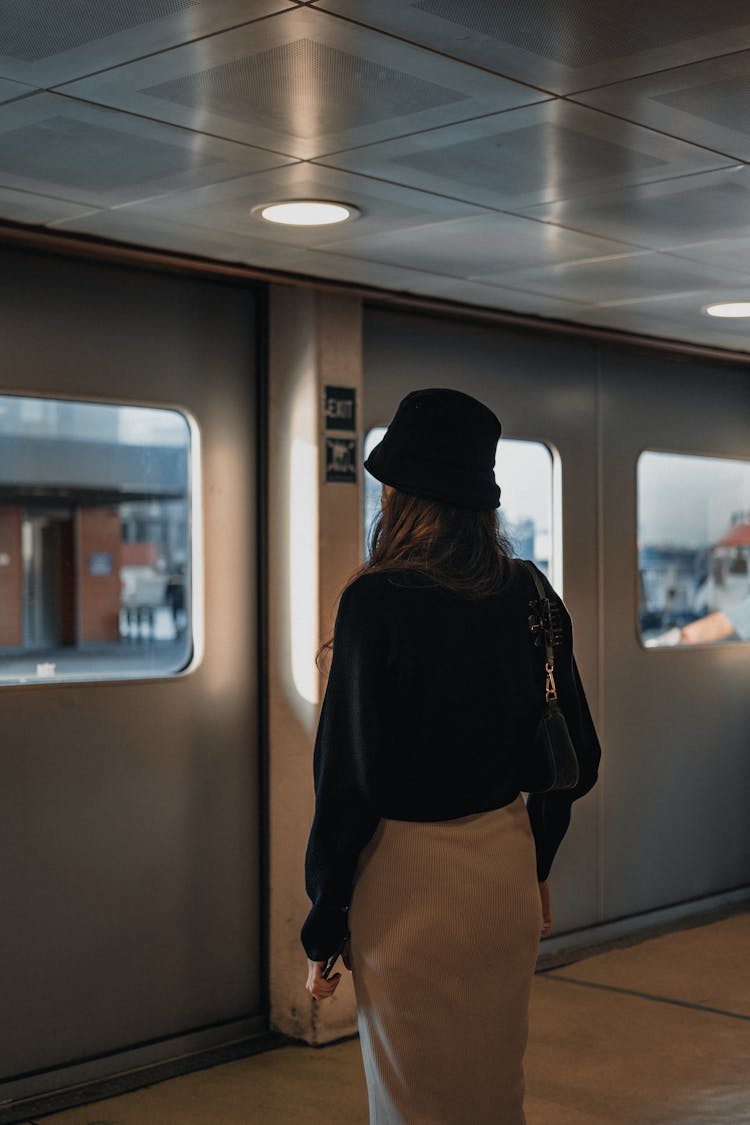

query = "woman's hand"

[
  {"left": 539, "top": 880, "right": 553, "bottom": 938},
  {"left": 305, "top": 939, "right": 352, "bottom": 1000},
  {"left": 306, "top": 957, "right": 341, "bottom": 1000}
]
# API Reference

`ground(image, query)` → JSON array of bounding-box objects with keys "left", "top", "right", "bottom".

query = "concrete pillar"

[{"left": 268, "top": 285, "right": 364, "bottom": 1045}]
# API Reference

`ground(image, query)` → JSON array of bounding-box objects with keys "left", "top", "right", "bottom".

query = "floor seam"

[{"left": 544, "top": 972, "right": 750, "bottom": 1021}]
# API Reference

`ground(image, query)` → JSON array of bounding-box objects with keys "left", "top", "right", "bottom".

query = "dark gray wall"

[
  {"left": 363, "top": 304, "right": 750, "bottom": 934},
  {"left": 0, "top": 247, "right": 262, "bottom": 1094}
]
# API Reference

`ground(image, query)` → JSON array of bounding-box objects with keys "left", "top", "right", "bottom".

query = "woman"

[{"left": 301, "top": 387, "right": 601, "bottom": 1124}]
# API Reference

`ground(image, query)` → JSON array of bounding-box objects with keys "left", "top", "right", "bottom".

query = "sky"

[{"left": 638, "top": 452, "right": 750, "bottom": 547}]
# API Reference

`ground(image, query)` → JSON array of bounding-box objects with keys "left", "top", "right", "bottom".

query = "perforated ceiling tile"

[
  {"left": 324, "top": 100, "right": 734, "bottom": 210},
  {"left": 654, "top": 77, "right": 750, "bottom": 132},
  {"left": 478, "top": 251, "right": 746, "bottom": 305},
  {"left": 397, "top": 271, "right": 587, "bottom": 316},
  {"left": 520, "top": 166, "right": 750, "bottom": 251},
  {"left": 144, "top": 38, "right": 468, "bottom": 138},
  {"left": 316, "top": 0, "right": 750, "bottom": 94},
  {"left": 412, "top": 0, "right": 743, "bottom": 67},
  {"left": 390, "top": 122, "right": 664, "bottom": 199},
  {"left": 317, "top": 211, "right": 634, "bottom": 276},
  {"left": 51, "top": 209, "right": 310, "bottom": 273},
  {"left": 0, "top": 77, "right": 33, "bottom": 104},
  {"left": 567, "top": 296, "right": 750, "bottom": 352},
  {"left": 1, "top": 0, "right": 196, "bottom": 61},
  {"left": 0, "top": 93, "right": 291, "bottom": 206},
  {"left": 0, "top": 115, "right": 219, "bottom": 192},
  {"left": 575, "top": 52, "right": 750, "bottom": 162},
  {"left": 0, "top": 0, "right": 289, "bottom": 86},
  {"left": 0, "top": 184, "right": 98, "bottom": 225},
  {"left": 268, "top": 252, "right": 588, "bottom": 316},
  {"left": 61, "top": 7, "right": 548, "bottom": 159},
  {"left": 128, "top": 162, "right": 485, "bottom": 248},
  {"left": 666, "top": 235, "right": 750, "bottom": 277}
]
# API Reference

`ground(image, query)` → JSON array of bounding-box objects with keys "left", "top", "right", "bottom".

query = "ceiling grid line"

[
  {"left": 47, "top": 5, "right": 304, "bottom": 94},
  {"left": 304, "top": 2, "right": 563, "bottom": 99}
]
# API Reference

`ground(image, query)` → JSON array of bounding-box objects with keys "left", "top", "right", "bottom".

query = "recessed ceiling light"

[
  {"left": 704, "top": 301, "right": 750, "bottom": 318},
  {"left": 256, "top": 200, "right": 358, "bottom": 226}
]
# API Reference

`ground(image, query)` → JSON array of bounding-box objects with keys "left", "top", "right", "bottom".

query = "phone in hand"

[{"left": 321, "top": 932, "right": 349, "bottom": 979}]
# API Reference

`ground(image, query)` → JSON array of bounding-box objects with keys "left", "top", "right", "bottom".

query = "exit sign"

[{"left": 324, "top": 385, "right": 356, "bottom": 431}]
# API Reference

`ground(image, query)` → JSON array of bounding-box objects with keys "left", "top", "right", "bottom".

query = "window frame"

[
  {"left": 635, "top": 444, "right": 750, "bottom": 653},
  {"left": 0, "top": 390, "right": 203, "bottom": 688}
]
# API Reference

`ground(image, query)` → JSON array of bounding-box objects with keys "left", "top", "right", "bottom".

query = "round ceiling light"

[
  {"left": 257, "top": 200, "right": 357, "bottom": 226},
  {"left": 704, "top": 301, "right": 750, "bottom": 318}
]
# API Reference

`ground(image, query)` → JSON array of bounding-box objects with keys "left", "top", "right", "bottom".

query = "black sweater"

[{"left": 301, "top": 560, "right": 602, "bottom": 962}]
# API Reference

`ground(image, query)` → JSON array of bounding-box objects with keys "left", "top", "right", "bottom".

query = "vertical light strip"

[
  {"left": 187, "top": 410, "right": 205, "bottom": 671},
  {"left": 290, "top": 381, "right": 319, "bottom": 706},
  {"left": 550, "top": 442, "right": 564, "bottom": 596}
]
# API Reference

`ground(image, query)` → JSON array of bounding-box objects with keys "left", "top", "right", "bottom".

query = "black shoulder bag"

[{"left": 516, "top": 561, "right": 580, "bottom": 794}]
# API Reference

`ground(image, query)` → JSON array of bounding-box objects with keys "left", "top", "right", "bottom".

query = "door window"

[
  {"left": 638, "top": 451, "right": 750, "bottom": 647},
  {"left": 0, "top": 394, "right": 196, "bottom": 683}
]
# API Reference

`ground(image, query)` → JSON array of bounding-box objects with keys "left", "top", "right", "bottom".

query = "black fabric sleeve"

[
  {"left": 300, "top": 580, "right": 387, "bottom": 961},
  {"left": 524, "top": 566, "right": 602, "bottom": 882}
]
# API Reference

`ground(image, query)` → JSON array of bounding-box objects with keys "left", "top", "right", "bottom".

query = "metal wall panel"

[
  {"left": 0, "top": 248, "right": 262, "bottom": 1087},
  {"left": 362, "top": 304, "right": 750, "bottom": 935},
  {"left": 598, "top": 351, "right": 750, "bottom": 916}
]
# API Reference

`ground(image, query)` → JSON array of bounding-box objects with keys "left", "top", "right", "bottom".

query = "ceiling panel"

[
  {"left": 316, "top": 211, "right": 636, "bottom": 276},
  {"left": 319, "top": 99, "right": 736, "bottom": 211},
  {"left": 0, "top": 185, "right": 99, "bottom": 225},
  {"left": 479, "top": 251, "right": 749, "bottom": 305},
  {"left": 0, "top": 0, "right": 293, "bottom": 87},
  {"left": 315, "top": 0, "right": 750, "bottom": 95},
  {"left": 0, "top": 76, "right": 33, "bottom": 104},
  {"left": 520, "top": 166, "right": 750, "bottom": 251},
  {"left": 0, "top": 93, "right": 293, "bottom": 207},
  {"left": 389, "top": 271, "right": 592, "bottom": 318},
  {"left": 59, "top": 7, "right": 549, "bottom": 160},
  {"left": 665, "top": 236, "right": 750, "bottom": 277},
  {"left": 123, "top": 162, "right": 486, "bottom": 247},
  {"left": 51, "top": 208, "right": 311, "bottom": 270},
  {"left": 564, "top": 294, "right": 750, "bottom": 352},
  {"left": 575, "top": 51, "right": 750, "bottom": 162}
]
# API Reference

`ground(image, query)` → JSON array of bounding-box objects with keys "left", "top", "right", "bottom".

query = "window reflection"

[
  {"left": 638, "top": 451, "right": 750, "bottom": 647},
  {"left": 0, "top": 395, "right": 193, "bottom": 683}
]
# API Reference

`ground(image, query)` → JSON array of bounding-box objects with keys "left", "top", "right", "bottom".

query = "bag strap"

[{"left": 517, "top": 559, "right": 558, "bottom": 704}]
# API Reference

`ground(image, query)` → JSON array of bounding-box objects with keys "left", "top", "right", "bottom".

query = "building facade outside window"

[{"left": 0, "top": 395, "right": 195, "bottom": 684}]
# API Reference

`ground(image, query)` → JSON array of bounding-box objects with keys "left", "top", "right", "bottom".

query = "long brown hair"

[{"left": 315, "top": 484, "right": 515, "bottom": 672}]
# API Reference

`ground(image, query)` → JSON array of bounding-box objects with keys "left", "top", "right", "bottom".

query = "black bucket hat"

[{"left": 364, "top": 387, "right": 501, "bottom": 510}]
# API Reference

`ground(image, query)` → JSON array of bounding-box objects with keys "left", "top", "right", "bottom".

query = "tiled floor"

[{"left": 23, "top": 912, "right": 750, "bottom": 1125}]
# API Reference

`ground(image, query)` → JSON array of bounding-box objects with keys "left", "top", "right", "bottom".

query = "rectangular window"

[
  {"left": 364, "top": 428, "right": 556, "bottom": 579},
  {"left": 638, "top": 451, "right": 750, "bottom": 647},
  {"left": 0, "top": 394, "right": 196, "bottom": 684}
]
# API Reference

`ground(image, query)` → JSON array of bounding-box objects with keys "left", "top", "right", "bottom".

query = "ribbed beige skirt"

[{"left": 349, "top": 792, "right": 541, "bottom": 1125}]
